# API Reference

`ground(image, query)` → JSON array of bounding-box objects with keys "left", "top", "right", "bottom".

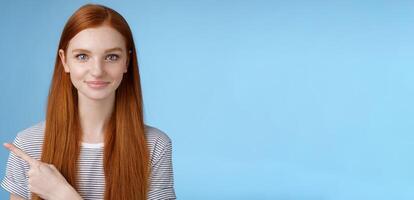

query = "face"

[{"left": 59, "top": 26, "right": 129, "bottom": 101}]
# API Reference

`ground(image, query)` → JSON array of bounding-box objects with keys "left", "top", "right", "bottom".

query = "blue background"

[{"left": 1, "top": 0, "right": 413, "bottom": 199}]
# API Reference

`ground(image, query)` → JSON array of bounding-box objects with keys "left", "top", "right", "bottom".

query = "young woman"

[{"left": 1, "top": 4, "right": 176, "bottom": 200}]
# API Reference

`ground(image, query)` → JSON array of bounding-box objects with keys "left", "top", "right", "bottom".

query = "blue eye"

[
  {"left": 75, "top": 54, "right": 88, "bottom": 61},
  {"left": 106, "top": 54, "right": 119, "bottom": 62}
]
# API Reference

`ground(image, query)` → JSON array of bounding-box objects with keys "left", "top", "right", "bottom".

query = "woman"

[{"left": 1, "top": 4, "right": 176, "bottom": 200}]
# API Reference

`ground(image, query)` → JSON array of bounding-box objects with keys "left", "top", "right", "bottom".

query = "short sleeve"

[
  {"left": 1, "top": 134, "right": 30, "bottom": 199},
  {"left": 148, "top": 137, "right": 176, "bottom": 200}
]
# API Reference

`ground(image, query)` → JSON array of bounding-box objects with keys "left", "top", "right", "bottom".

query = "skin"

[
  {"left": 4, "top": 143, "right": 82, "bottom": 200},
  {"left": 59, "top": 25, "right": 129, "bottom": 143},
  {"left": 4, "top": 25, "right": 130, "bottom": 199}
]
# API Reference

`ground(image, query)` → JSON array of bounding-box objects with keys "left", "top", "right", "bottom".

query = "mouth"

[{"left": 85, "top": 80, "right": 110, "bottom": 89}]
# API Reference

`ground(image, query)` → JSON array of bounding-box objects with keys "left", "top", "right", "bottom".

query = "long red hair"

[{"left": 33, "top": 4, "right": 149, "bottom": 200}]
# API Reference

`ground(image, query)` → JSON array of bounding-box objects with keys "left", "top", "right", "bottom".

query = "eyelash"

[{"left": 74, "top": 54, "right": 120, "bottom": 62}]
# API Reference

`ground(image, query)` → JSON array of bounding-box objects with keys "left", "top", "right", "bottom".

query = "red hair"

[{"left": 33, "top": 4, "right": 149, "bottom": 200}]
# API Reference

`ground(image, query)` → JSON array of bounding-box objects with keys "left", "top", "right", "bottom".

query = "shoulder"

[
  {"left": 11, "top": 122, "right": 172, "bottom": 162},
  {"left": 144, "top": 125, "right": 173, "bottom": 164},
  {"left": 144, "top": 125, "right": 172, "bottom": 147},
  {"left": 13, "top": 121, "right": 45, "bottom": 160},
  {"left": 15, "top": 121, "right": 45, "bottom": 141}
]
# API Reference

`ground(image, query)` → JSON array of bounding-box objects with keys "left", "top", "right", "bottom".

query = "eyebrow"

[{"left": 71, "top": 47, "right": 124, "bottom": 54}]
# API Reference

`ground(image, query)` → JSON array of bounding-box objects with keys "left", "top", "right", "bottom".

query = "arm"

[
  {"left": 10, "top": 194, "right": 24, "bottom": 200},
  {"left": 4, "top": 143, "right": 83, "bottom": 200},
  {"left": 9, "top": 186, "right": 82, "bottom": 200},
  {"left": 56, "top": 183, "right": 83, "bottom": 200}
]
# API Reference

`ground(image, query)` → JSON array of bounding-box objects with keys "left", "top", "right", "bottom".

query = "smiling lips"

[{"left": 85, "top": 80, "right": 110, "bottom": 89}]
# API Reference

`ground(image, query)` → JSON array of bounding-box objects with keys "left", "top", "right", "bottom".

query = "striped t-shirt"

[{"left": 1, "top": 121, "right": 176, "bottom": 200}]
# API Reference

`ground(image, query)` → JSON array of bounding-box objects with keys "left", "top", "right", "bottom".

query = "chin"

[
  {"left": 86, "top": 95, "right": 111, "bottom": 101},
  {"left": 78, "top": 89, "right": 115, "bottom": 101}
]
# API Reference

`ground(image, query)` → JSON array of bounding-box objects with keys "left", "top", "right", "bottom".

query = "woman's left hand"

[{"left": 3, "top": 143, "right": 83, "bottom": 200}]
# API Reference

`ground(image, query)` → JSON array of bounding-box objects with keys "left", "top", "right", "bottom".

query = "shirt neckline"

[{"left": 81, "top": 142, "right": 104, "bottom": 148}]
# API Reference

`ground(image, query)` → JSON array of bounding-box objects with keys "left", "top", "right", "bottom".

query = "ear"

[
  {"left": 124, "top": 51, "right": 130, "bottom": 73},
  {"left": 58, "top": 49, "right": 70, "bottom": 73}
]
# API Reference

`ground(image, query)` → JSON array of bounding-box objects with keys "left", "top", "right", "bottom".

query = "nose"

[{"left": 90, "top": 58, "right": 105, "bottom": 77}]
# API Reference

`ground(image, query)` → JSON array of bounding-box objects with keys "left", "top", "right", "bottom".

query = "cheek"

[
  {"left": 106, "top": 65, "right": 126, "bottom": 80},
  {"left": 66, "top": 64, "right": 88, "bottom": 88},
  {"left": 68, "top": 67, "right": 87, "bottom": 81}
]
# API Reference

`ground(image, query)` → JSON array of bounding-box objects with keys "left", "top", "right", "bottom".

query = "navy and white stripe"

[{"left": 1, "top": 121, "right": 176, "bottom": 200}]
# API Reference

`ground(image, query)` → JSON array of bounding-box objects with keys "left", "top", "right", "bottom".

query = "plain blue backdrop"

[{"left": 1, "top": 0, "right": 413, "bottom": 199}]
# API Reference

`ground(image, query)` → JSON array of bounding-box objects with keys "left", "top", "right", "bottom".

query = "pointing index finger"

[{"left": 3, "top": 143, "right": 40, "bottom": 167}]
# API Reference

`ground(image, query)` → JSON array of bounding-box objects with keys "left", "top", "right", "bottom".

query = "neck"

[{"left": 78, "top": 92, "right": 115, "bottom": 143}]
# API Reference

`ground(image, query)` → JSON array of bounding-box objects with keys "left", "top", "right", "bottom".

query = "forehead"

[{"left": 67, "top": 26, "right": 126, "bottom": 52}]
